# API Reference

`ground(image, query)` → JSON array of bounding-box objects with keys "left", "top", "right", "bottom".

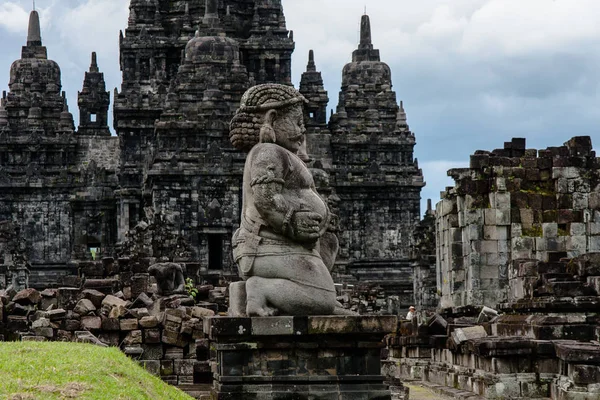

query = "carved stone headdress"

[{"left": 230, "top": 84, "right": 307, "bottom": 152}]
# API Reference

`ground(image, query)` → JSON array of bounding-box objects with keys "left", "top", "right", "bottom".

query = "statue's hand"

[{"left": 292, "top": 211, "right": 322, "bottom": 242}]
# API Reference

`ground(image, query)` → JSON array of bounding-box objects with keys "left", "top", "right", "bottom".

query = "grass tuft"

[{"left": 0, "top": 342, "right": 194, "bottom": 400}]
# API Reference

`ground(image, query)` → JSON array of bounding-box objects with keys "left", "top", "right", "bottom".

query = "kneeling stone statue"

[{"left": 229, "top": 84, "right": 350, "bottom": 317}]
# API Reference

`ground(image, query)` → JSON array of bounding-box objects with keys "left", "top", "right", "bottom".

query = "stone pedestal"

[{"left": 205, "top": 315, "right": 397, "bottom": 400}]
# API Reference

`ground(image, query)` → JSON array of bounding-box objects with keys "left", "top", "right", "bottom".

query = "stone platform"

[{"left": 204, "top": 315, "right": 397, "bottom": 400}]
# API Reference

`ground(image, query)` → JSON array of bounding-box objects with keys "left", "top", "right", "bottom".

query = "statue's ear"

[{"left": 259, "top": 109, "right": 277, "bottom": 144}]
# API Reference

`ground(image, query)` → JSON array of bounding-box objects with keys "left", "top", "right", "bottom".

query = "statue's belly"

[{"left": 286, "top": 188, "right": 328, "bottom": 226}]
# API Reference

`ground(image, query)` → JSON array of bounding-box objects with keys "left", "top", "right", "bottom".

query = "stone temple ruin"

[
  {"left": 0, "top": 1, "right": 599, "bottom": 400},
  {"left": 0, "top": 1, "right": 423, "bottom": 314}
]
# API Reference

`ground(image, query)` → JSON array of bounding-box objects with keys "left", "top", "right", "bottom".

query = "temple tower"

[
  {"left": 329, "top": 15, "right": 425, "bottom": 307},
  {"left": 6, "top": 10, "right": 70, "bottom": 134},
  {"left": 77, "top": 52, "right": 111, "bottom": 136},
  {"left": 241, "top": 0, "right": 295, "bottom": 85},
  {"left": 299, "top": 50, "right": 331, "bottom": 167}
]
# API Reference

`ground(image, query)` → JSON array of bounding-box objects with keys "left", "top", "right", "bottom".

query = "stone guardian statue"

[{"left": 228, "top": 84, "right": 342, "bottom": 317}]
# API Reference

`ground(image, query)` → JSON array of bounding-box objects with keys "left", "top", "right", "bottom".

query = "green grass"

[{"left": 0, "top": 342, "right": 194, "bottom": 400}]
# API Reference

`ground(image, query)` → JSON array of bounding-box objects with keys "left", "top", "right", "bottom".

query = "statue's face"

[{"left": 272, "top": 105, "right": 306, "bottom": 153}]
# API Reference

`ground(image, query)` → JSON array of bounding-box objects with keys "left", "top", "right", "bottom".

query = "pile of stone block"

[
  {"left": 335, "top": 283, "right": 390, "bottom": 314},
  {"left": 384, "top": 293, "right": 600, "bottom": 399},
  {"left": 0, "top": 286, "right": 216, "bottom": 388}
]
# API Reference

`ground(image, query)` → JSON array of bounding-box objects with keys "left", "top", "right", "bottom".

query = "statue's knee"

[{"left": 245, "top": 276, "right": 263, "bottom": 295}]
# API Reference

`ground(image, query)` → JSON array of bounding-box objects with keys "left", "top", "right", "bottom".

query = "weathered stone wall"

[
  {"left": 411, "top": 205, "right": 437, "bottom": 311},
  {"left": 437, "top": 137, "right": 600, "bottom": 309},
  {"left": 385, "top": 253, "right": 600, "bottom": 400}
]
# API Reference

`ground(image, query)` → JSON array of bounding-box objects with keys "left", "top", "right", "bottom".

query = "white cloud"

[
  {"left": 0, "top": 0, "right": 599, "bottom": 207},
  {"left": 460, "top": 0, "right": 600, "bottom": 56},
  {"left": 57, "top": 0, "right": 129, "bottom": 58},
  {"left": 0, "top": 3, "right": 29, "bottom": 34}
]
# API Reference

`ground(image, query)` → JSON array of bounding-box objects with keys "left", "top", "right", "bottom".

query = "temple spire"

[
  {"left": 205, "top": 0, "right": 218, "bottom": 19},
  {"left": 359, "top": 14, "right": 372, "bottom": 50},
  {"left": 201, "top": 0, "right": 220, "bottom": 30},
  {"left": 307, "top": 50, "right": 316, "bottom": 72},
  {"left": 27, "top": 10, "right": 42, "bottom": 46},
  {"left": 90, "top": 52, "right": 99, "bottom": 73}
]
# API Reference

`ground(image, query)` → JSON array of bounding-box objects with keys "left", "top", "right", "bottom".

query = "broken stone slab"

[
  {"left": 123, "top": 345, "right": 144, "bottom": 358},
  {"left": 40, "top": 289, "right": 57, "bottom": 298},
  {"left": 8, "top": 302, "right": 34, "bottom": 316},
  {"left": 181, "top": 318, "right": 201, "bottom": 335},
  {"left": 191, "top": 306, "right": 215, "bottom": 319},
  {"left": 7, "top": 315, "right": 28, "bottom": 332},
  {"left": 34, "top": 327, "right": 54, "bottom": 338},
  {"left": 12, "top": 288, "right": 41, "bottom": 305},
  {"left": 555, "top": 341, "right": 600, "bottom": 363},
  {"left": 128, "top": 308, "right": 150, "bottom": 319},
  {"left": 100, "top": 317, "right": 120, "bottom": 331},
  {"left": 163, "top": 347, "right": 184, "bottom": 360},
  {"left": 466, "top": 336, "right": 535, "bottom": 357},
  {"left": 427, "top": 314, "right": 448, "bottom": 335},
  {"left": 81, "top": 289, "right": 106, "bottom": 308},
  {"left": 64, "top": 319, "right": 80, "bottom": 331},
  {"left": 55, "top": 330, "right": 73, "bottom": 342},
  {"left": 57, "top": 288, "right": 81, "bottom": 310},
  {"left": 451, "top": 325, "right": 487, "bottom": 346},
  {"left": 30, "top": 310, "right": 48, "bottom": 322},
  {"left": 477, "top": 306, "right": 499, "bottom": 324},
  {"left": 130, "top": 293, "right": 154, "bottom": 309},
  {"left": 74, "top": 331, "right": 107, "bottom": 347},
  {"left": 21, "top": 335, "right": 47, "bottom": 342},
  {"left": 144, "top": 329, "right": 161, "bottom": 344},
  {"left": 80, "top": 316, "right": 101, "bottom": 330},
  {"left": 139, "top": 316, "right": 159, "bottom": 329},
  {"left": 73, "top": 299, "right": 97, "bottom": 316},
  {"left": 101, "top": 295, "right": 128, "bottom": 309},
  {"left": 82, "top": 279, "right": 120, "bottom": 293},
  {"left": 108, "top": 304, "right": 128, "bottom": 319},
  {"left": 569, "top": 364, "right": 600, "bottom": 385},
  {"left": 162, "top": 329, "right": 182, "bottom": 346},
  {"left": 32, "top": 317, "right": 50, "bottom": 329},
  {"left": 46, "top": 309, "right": 67, "bottom": 321},
  {"left": 123, "top": 330, "right": 143, "bottom": 345},
  {"left": 120, "top": 319, "right": 139, "bottom": 331}
]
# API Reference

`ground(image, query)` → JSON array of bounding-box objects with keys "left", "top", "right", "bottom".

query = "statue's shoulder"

[{"left": 249, "top": 143, "right": 290, "bottom": 162}]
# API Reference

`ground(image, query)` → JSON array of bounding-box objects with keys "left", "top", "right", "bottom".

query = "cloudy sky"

[{"left": 1, "top": 0, "right": 599, "bottom": 213}]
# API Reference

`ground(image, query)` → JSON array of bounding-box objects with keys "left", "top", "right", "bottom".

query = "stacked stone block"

[
  {"left": 0, "top": 286, "right": 217, "bottom": 392},
  {"left": 385, "top": 251, "right": 600, "bottom": 399},
  {"left": 437, "top": 136, "right": 600, "bottom": 309},
  {"left": 206, "top": 315, "right": 397, "bottom": 400}
]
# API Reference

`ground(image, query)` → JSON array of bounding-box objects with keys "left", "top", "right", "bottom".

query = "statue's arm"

[
  {"left": 250, "top": 149, "right": 291, "bottom": 233},
  {"left": 249, "top": 149, "right": 320, "bottom": 242}
]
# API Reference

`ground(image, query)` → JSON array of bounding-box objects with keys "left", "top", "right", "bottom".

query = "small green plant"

[
  {"left": 522, "top": 225, "right": 543, "bottom": 237},
  {"left": 185, "top": 278, "right": 198, "bottom": 300}
]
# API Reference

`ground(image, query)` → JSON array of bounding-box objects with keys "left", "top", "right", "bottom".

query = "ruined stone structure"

[
  {"left": 0, "top": 11, "right": 119, "bottom": 288},
  {"left": 0, "top": 2, "right": 423, "bottom": 302},
  {"left": 383, "top": 137, "right": 600, "bottom": 400},
  {"left": 329, "top": 16, "right": 424, "bottom": 305},
  {"left": 436, "top": 137, "right": 600, "bottom": 309}
]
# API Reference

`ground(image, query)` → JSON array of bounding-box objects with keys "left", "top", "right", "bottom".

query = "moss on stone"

[{"left": 522, "top": 225, "right": 543, "bottom": 237}]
